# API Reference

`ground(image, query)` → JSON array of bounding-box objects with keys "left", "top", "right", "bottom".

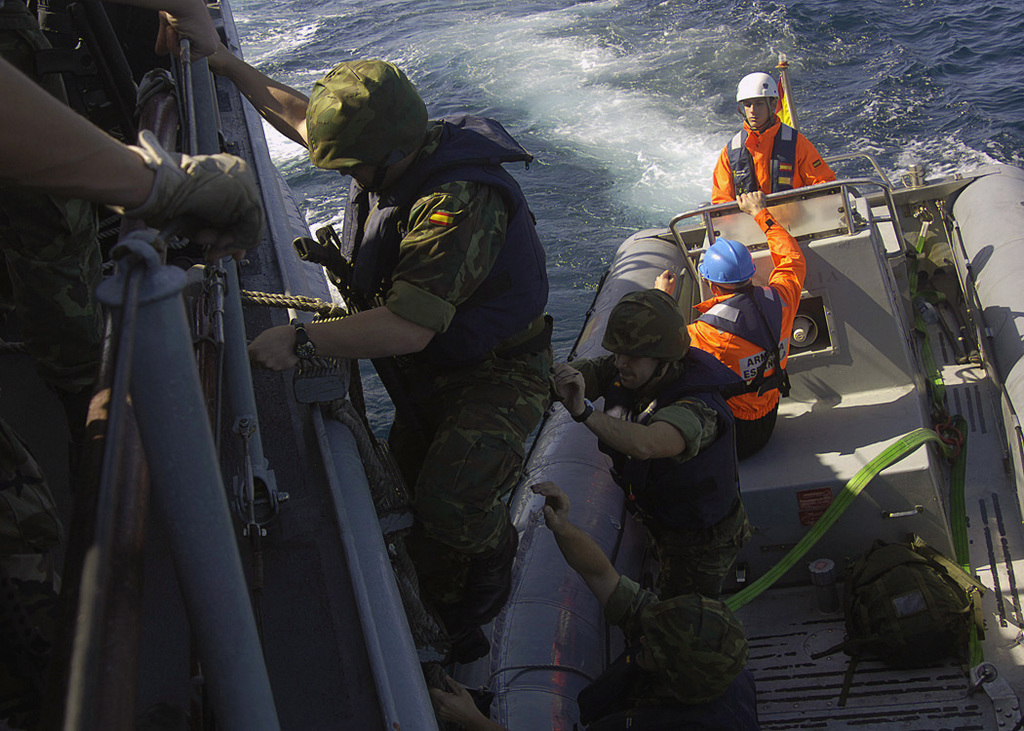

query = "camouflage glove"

[{"left": 120, "top": 130, "right": 264, "bottom": 251}]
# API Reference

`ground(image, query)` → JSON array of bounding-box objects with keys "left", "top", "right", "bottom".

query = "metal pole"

[
  {"left": 222, "top": 260, "right": 277, "bottom": 499},
  {"left": 95, "top": 236, "right": 280, "bottom": 731},
  {"left": 316, "top": 411, "right": 439, "bottom": 731}
]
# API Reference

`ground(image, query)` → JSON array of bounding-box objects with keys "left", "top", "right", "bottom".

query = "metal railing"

[
  {"left": 667, "top": 177, "right": 910, "bottom": 266},
  {"left": 54, "top": 39, "right": 281, "bottom": 731}
]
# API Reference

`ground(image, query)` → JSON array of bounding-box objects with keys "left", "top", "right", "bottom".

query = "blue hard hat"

[{"left": 698, "top": 238, "right": 755, "bottom": 285}]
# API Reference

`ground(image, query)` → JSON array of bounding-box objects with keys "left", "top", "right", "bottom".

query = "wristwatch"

[
  {"left": 293, "top": 321, "right": 317, "bottom": 359},
  {"left": 573, "top": 398, "right": 595, "bottom": 423}
]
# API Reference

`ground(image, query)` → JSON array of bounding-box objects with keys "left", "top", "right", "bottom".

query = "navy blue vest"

[
  {"left": 345, "top": 115, "right": 548, "bottom": 365},
  {"left": 697, "top": 286, "right": 789, "bottom": 394},
  {"left": 598, "top": 350, "right": 741, "bottom": 531},
  {"left": 727, "top": 121, "right": 798, "bottom": 195}
]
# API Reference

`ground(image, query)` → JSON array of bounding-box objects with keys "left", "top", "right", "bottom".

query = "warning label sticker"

[{"left": 796, "top": 487, "right": 834, "bottom": 526}]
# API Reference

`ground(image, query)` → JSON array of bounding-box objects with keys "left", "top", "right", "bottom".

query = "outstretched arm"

[
  {"left": 532, "top": 482, "right": 620, "bottom": 607},
  {"left": 248, "top": 306, "right": 435, "bottom": 370},
  {"left": 578, "top": 407, "right": 687, "bottom": 461},
  {"left": 1, "top": 59, "right": 154, "bottom": 207},
  {"left": 207, "top": 44, "right": 310, "bottom": 146},
  {"left": 737, "top": 191, "right": 806, "bottom": 301},
  {"left": 1, "top": 59, "right": 263, "bottom": 258}
]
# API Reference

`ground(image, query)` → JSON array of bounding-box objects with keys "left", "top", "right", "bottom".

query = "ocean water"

[{"left": 231, "top": 0, "right": 1024, "bottom": 420}]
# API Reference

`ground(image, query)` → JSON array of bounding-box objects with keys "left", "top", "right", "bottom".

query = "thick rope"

[
  {"left": 1, "top": 291, "right": 345, "bottom": 357},
  {"left": 239, "top": 290, "right": 347, "bottom": 319}
]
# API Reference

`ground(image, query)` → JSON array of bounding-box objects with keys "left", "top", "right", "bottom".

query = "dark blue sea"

[{"left": 231, "top": 0, "right": 1024, "bottom": 424}]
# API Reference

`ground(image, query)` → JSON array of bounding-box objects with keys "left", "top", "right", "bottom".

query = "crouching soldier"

[
  {"left": 552, "top": 289, "right": 750, "bottom": 598},
  {"left": 429, "top": 482, "right": 759, "bottom": 730}
]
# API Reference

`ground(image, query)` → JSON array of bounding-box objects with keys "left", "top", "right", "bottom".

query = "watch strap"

[
  {"left": 573, "top": 398, "right": 595, "bottom": 423},
  {"left": 292, "top": 320, "right": 317, "bottom": 359}
]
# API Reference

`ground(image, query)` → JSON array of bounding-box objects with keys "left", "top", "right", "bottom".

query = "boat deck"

[{"left": 736, "top": 320, "right": 1024, "bottom": 730}]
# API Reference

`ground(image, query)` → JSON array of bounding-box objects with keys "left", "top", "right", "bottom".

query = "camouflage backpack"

[{"left": 815, "top": 536, "right": 985, "bottom": 705}]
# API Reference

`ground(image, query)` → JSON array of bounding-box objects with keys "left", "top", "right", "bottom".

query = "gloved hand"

[{"left": 119, "top": 130, "right": 264, "bottom": 258}]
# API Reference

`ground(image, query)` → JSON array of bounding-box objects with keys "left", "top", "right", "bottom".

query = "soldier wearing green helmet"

[
  {"left": 429, "top": 481, "right": 759, "bottom": 730},
  {"left": 552, "top": 288, "right": 750, "bottom": 600},
  {"left": 208, "top": 50, "right": 552, "bottom": 663},
  {"left": 305, "top": 59, "right": 428, "bottom": 175}
]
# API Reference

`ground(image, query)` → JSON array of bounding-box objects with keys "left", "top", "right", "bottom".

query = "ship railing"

[
  {"left": 667, "top": 177, "right": 910, "bottom": 279},
  {"left": 824, "top": 151, "right": 896, "bottom": 189},
  {"left": 49, "top": 40, "right": 282, "bottom": 731}
]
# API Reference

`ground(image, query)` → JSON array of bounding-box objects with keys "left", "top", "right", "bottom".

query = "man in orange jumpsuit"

[
  {"left": 658, "top": 191, "right": 805, "bottom": 459},
  {"left": 711, "top": 72, "right": 835, "bottom": 203}
]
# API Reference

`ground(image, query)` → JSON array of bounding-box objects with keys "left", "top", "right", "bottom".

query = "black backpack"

[{"left": 815, "top": 536, "right": 986, "bottom": 705}]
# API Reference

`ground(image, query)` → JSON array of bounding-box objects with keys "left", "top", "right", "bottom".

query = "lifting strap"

[{"left": 725, "top": 427, "right": 954, "bottom": 613}]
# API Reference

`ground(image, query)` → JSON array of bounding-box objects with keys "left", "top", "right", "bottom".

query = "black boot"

[{"left": 439, "top": 528, "right": 518, "bottom": 631}]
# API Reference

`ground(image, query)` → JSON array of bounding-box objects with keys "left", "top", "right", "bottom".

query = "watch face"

[{"left": 294, "top": 324, "right": 316, "bottom": 359}]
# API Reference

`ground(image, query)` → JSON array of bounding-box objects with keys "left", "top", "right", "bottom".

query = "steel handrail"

[{"left": 668, "top": 177, "right": 910, "bottom": 263}]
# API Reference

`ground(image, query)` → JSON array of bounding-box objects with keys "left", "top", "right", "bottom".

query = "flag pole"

[{"left": 776, "top": 54, "right": 800, "bottom": 132}]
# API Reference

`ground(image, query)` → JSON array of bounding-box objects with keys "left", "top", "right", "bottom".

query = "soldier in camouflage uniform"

[
  {"left": 553, "top": 289, "right": 751, "bottom": 599},
  {"left": 535, "top": 481, "right": 758, "bottom": 730},
  {"left": 0, "top": 4, "right": 100, "bottom": 725},
  {"left": 213, "top": 53, "right": 551, "bottom": 660},
  {"left": 0, "top": 418, "right": 63, "bottom": 729},
  {"left": 427, "top": 481, "right": 758, "bottom": 730},
  {"left": 0, "top": 0, "right": 103, "bottom": 398}
]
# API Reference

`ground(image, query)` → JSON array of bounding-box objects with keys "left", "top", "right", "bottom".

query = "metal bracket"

[{"left": 970, "top": 662, "right": 1023, "bottom": 729}]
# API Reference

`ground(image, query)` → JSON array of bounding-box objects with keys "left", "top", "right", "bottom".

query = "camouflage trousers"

[
  {"left": 647, "top": 497, "right": 752, "bottom": 599},
  {"left": 0, "top": 0, "right": 103, "bottom": 395},
  {"left": 391, "top": 347, "right": 551, "bottom": 605},
  {"left": 0, "top": 416, "right": 63, "bottom": 730}
]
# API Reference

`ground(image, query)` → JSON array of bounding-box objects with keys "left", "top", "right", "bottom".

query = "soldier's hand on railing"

[
  {"left": 152, "top": 0, "right": 221, "bottom": 59},
  {"left": 737, "top": 191, "right": 767, "bottom": 217},
  {"left": 655, "top": 268, "right": 677, "bottom": 296},
  {"left": 115, "top": 130, "right": 264, "bottom": 261},
  {"left": 247, "top": 325, "right": 299, "bottom": 372}
]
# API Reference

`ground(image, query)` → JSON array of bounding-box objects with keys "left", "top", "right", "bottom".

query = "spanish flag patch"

[
  {"left": 780, "top": 163, "right": 793, "bottom": 173},
  {"left": 429, "top": 211, "right": 456, "bottom": 227},
  {"left": 812, "top": 159, "right": 823, "bottom": 168}
]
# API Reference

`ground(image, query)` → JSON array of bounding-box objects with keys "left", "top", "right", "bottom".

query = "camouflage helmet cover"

[
  {"left": 640, "top": 593, "right": 749, "bottom": 704},
  {"left": 306, "top": 59, "right": 428, "bottom": 171},
  {"left": 601, "top": 289, "right": 690, "bottom": 361}
]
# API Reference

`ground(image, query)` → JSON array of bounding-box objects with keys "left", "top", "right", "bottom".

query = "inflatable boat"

[{"left": 468, "top": 161, "right": 1024, "bottom": 729}]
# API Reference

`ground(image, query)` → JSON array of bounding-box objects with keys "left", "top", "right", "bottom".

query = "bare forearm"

[
  {"left": 582, "top": 410, "right": 684, "bottom": 460},
  {"left": 552, "top": 521, "right": 616, "bottom": 595},
  {"left": 209, "top": 47, "right": 310, "bottom": 146},
  {"left": 308, "top": 307, "right": 434, "bottom": 359},
  {"left": 0, "top": 61, "right": 154, "bottom": 207}
]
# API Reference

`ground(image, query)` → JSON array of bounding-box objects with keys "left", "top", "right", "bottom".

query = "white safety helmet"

[{"left": 736, "top": 72, "right": 778, "bottom": 102}]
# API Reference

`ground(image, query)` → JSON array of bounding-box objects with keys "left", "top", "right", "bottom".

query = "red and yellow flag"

[
  {"left": 429, "top": 211, "right": 455, "bottom": 227},
  {"left": 776, "top": 79, "right": 794, "bottom": 128}
]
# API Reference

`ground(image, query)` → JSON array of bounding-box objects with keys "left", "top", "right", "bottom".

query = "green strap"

[
  {"left": 913, "top": 301, "right": 947, "bottom": 408},
  {"left": 948, "top": 415, "right": 970, "bottom": 569},
  {"left": 725, "top": 428, "right": 950, "bottom": 612},
  {"left": 945, "top": 414, "right": 985, "bottom": 665}
]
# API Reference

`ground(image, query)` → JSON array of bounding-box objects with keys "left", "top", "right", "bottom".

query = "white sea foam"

[{"left": 388, "top": 1, "right": 727, "bottom": 218}]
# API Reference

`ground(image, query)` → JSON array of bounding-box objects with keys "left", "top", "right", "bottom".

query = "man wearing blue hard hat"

[{"left": 658, "top": 191, "right": 806, "bottom": 459}]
